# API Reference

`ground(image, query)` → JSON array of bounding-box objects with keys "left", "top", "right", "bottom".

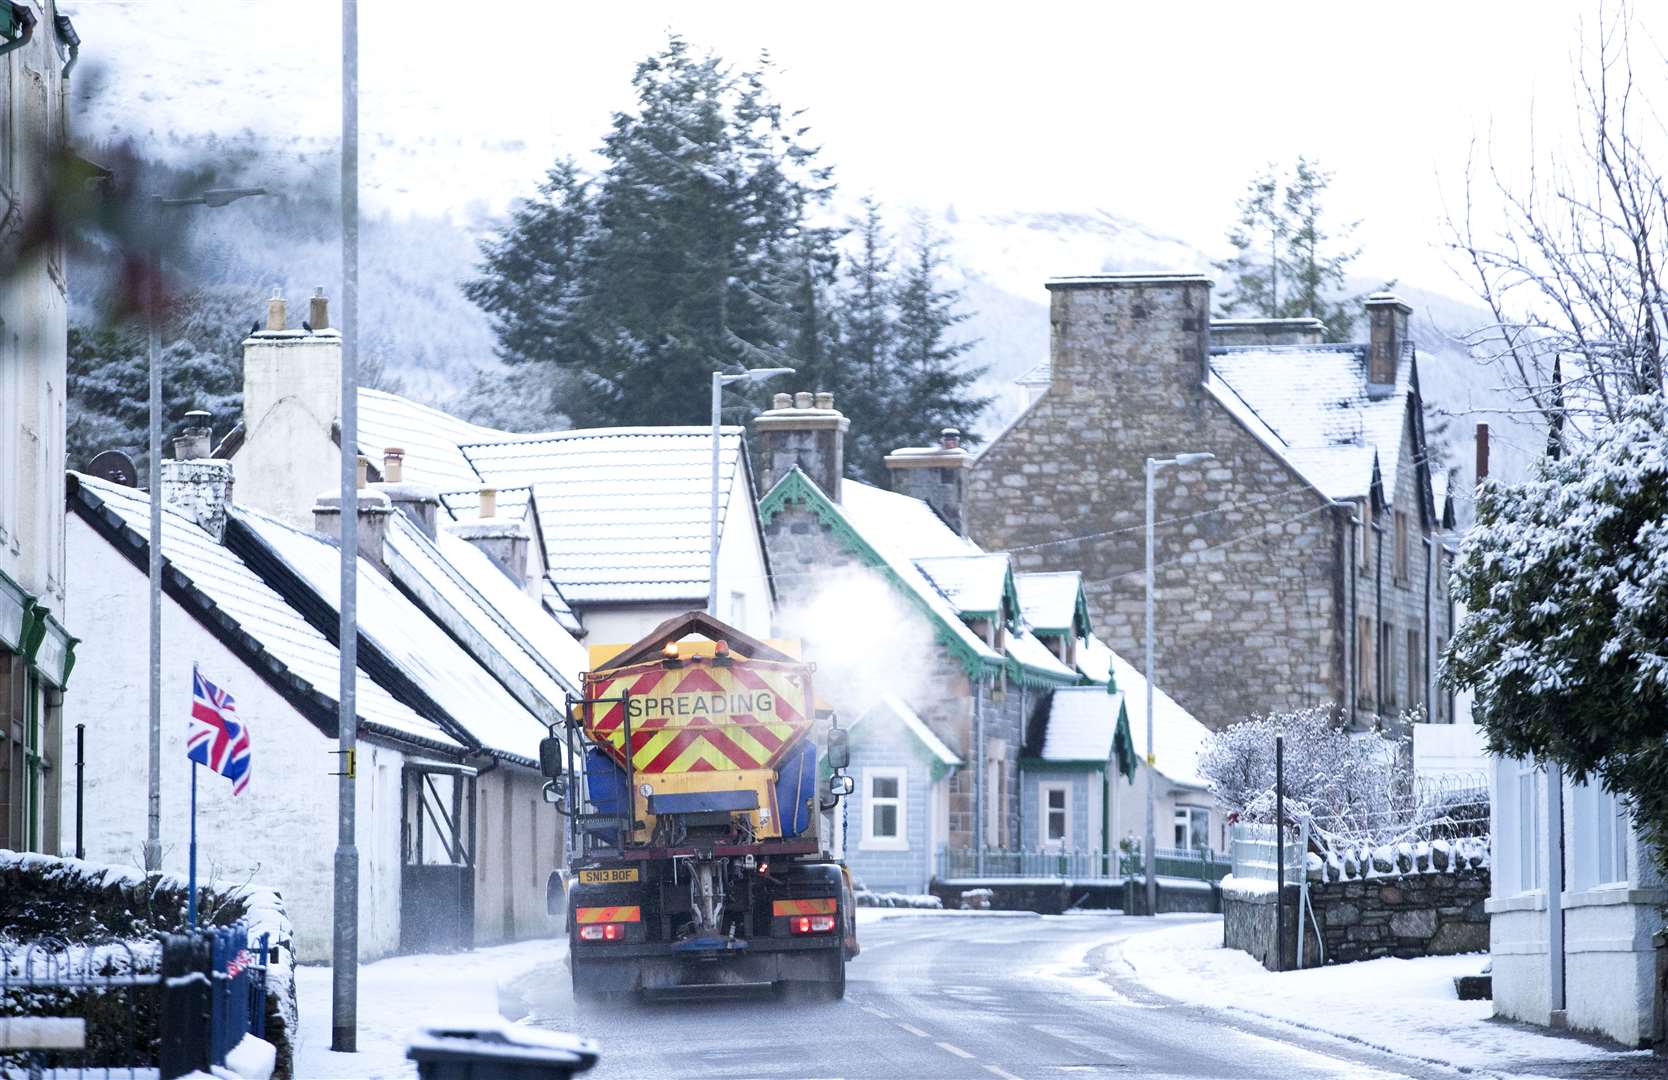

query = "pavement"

[{"left": 514, "top": 910, "right": 1472, "bottom": 1078}]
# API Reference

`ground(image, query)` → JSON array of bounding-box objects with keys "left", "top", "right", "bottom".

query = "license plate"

[{"left": 578, "top": 868, "right": 640, "bottom": 884}]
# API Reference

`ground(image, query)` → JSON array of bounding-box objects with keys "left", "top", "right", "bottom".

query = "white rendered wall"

[
  {"left": 62, "top": 514, "right": 407, "bottom": 961},
  {"left": 716, "top": 466, "right": 773, "bottom": 639},
  {"left": 237, "top": 333, "right": 344, "bottom": 529},
  {"left": 1412, "top": 722, "right": 1489, "bottom": 782}
]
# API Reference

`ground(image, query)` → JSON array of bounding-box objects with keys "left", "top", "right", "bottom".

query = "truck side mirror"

[
  {"left": 539, "top": 736, "right": 565, "bottom": 780},
  {"left": 826, "top": 727, "right": 850, "bottom": 771},
  {"left": 830, "top": 774, "right": 855, "bottom": 797}
]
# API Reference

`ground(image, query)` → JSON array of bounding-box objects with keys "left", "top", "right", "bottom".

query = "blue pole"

[{"left": 189, "top": 759, "right": 199, "bottom": 928}]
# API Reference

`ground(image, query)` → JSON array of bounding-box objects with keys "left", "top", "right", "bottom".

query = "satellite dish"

[{"left": 87, "top": 450, "right": 138, "bottom": 487}]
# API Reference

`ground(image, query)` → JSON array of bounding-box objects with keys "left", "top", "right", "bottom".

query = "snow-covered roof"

[
  {"left": 1206, "top": 343, "right": 1414, "bottom": 501},
  {"left": 913, "top": 553, "right": 1013, "bottom": 617},
  {"left": 1015, "top": 360, "right": 1052, "bottom": 387},
  {"left": 439, "top": 486, "right": 535, "bottom": 525},
  {"left": 1006, "top": 629, "right": 1078, "bottom": 681},
  {"left": 356, "top": 388, "right": 511, "bottom": 491},
  {"left": 1015, "top": 571, "right": 1089, "bottom": 635},
  {"left": 858, "top": 693, "right": 962, "bottom": 767},
  {"left": 809, "top": 480, "right": 1000, "bottom": 664},
  {"left": 382, "top": 513, "right": 586, "bottom": 717},
  {"left": 461, "top": 427, "right": 749, "bottom": 605},
  {"left": 70, "top": 474, "right": 457, "bottom": 753},
  {"left": 1039, "top": 686, "right": 1126, "bottom": 763},
  {"left": 540, "top": 578, "right": 586, "bottom": 637},
  {"left": 233, "top": 507, "right": 547, "bottom": 761},
  {"left": 1084, "top": 636, "right": 1212, "bottom": 789}
]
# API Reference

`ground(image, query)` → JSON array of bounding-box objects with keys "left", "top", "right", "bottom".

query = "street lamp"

[
  {"left": 709, "top": 367, "right": 794, "bottom": 618},
  {"left": 1144, "top": 451, "right": 1215, "bottom": 916},
  {"left": 144, "top": 185, "right": 268, "bottom": 873}
]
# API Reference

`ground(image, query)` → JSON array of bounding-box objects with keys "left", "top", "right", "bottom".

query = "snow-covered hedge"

[{"left": 853, "top": 888, "right": 943, "bottom": 909}]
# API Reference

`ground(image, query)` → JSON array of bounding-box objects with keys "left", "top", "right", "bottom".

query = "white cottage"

[{"left": 1488, "top": 758, "right": 1663, "bottom": 1046}]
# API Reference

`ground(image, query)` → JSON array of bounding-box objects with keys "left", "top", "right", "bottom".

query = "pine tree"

[{"left": 1213, "top": 159, "right": 1364, "bottom": 340}]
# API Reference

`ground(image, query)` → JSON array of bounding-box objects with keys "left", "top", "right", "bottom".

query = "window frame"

[
  {"left": 1393, "top": 510, "right": 1410, "bottom": 584},
  {"left": 861, "top": 766, "right": 909, "bottom": 852},
  {"left": 1039, "top": 781, "right": 1071, "bottom": 850},
  {"left": 1173, "top": 804, "right": 1210, "bottom": 851}
]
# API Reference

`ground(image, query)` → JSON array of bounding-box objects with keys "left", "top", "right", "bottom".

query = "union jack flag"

[{"left": 189, "top": 666, "right": 251, "bottom": 795}]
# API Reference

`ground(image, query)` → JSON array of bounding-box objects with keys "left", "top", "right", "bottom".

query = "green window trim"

[
  {"left": 0, "top": 566, "right": 32, "bottom": 654},
  {"left": 19, "top": 603, "right": 77, "bottom": 690}
]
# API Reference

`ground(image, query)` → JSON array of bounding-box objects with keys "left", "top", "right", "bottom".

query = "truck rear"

[{"left": 539, "top": 612, "right": 856, "bottom": 1000}]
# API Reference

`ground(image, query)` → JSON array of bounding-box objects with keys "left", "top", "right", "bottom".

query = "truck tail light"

[
  {"left": 578, "top": 923, "right": 625, "bottom": 942},
  {"left": 790, "top": 914, "right": 837, "bottom": 935}
]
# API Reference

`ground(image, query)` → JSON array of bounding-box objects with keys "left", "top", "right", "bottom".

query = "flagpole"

[{"left": 188, "top": 759, "right": 198, "bottom": 928}]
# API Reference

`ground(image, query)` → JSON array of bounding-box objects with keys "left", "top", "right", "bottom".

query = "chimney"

[
  {"left": 308, "top": 286, "right": 329, "bottom": 330},
  {"left": 161, "top": 411, "right": 234, "bottom": 541},
  {"left": 446, "top": 488, "right": 530, "bottom": 588},
  {"left": 1209, "top": 317, "right": 1326, "bottom": 348},
  {"left": 1045, "top": 273, "right": 1213, "bottom": 397},
  {"left": 1365, "top": 292, "right": 1412, "bottom": 390},
  {"left": 313, "top": 456, "right": 394, "bottom": 570},
  {"left": 240, "top": 288, "right": 345, "bottom": 528},
  {"left": 371, "top": 447, "right": 440, "bottom": 539},
  {"left": 752, "top": 390, "right": 849, "bottom": 501},
  {"left": 885, "top": 428, "right": 973, "bottom": 535},
  {"left": 1475, "top": 422, "right": 1490, "bottom": 482}
]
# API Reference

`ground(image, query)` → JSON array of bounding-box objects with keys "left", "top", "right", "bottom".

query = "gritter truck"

[{"left": 539, "top": 611, "right": 858, "bottom": 1000}]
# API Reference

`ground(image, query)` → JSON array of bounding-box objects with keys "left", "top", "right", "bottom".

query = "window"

[
  {"left": 1040, "top": 783, "right": 1070, "bottom": 850},
  {"left": 1357, "top": 500, "right": 1371, "bottom": 569},
  {"left": 22, "top": 673, "right": 42, "bottom": 851},
  {"left": 984, "top": 756, "right": 1003, "bottom": 849},
  {"left": 1435, "top": 638, "right": 1447, "bottom": 721},
  {"left": 1356, "top": 616, "right": 1375, "bottom": 707},
  {"left": 729, "top": 590, "right": 747, "bottom": 629},
  {"left": 1173, "top": 805, "right": 1210, "bottom": 851},
  {"left": 1393, "top": 510, "right": 1410, "bottom": 583},
  {"left": 1380, "top": 622, "right": 1397, "bottom": 710},
  {"left": 862, "top": 767, "right": 907, "bottom": 851},
  {"left": 1407, "top": 629, "right": 1423, "bottom": 712},
  {"left": 1572, "top": 781, "right": 1630, "bottom": 890},
  {"left": 1516, "top": 762, "right": 1541, "bottom": 892}
]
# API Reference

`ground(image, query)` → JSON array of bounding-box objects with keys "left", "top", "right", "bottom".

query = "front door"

[{"left": 400, "top": 764, "right": 477, "bottom": 952}]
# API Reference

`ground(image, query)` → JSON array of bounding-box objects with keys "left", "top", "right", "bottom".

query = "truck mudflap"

[{"left": 571, "top": 940, "right": 843, "bottom": 995}]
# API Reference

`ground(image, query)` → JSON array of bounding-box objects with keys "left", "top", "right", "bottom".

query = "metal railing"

[
  {"left": 936, "top": 846, "right": 1227, "bottom": 883},
  {"left": 0, "top": 936, "right": 162, "bottom": 1077},
  {"left": 160, "top": 922, "right": 270, "bottom": 1078},
  {"left": 1229, "top": 822, "right": 1308, "bottom": 884}
]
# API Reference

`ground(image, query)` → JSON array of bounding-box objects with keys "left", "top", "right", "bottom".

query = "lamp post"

[
  {"left": 143, "top": 185, "right": 268, "bottom": 874},
  {"left": 709, "top": 367, "right": 794, "bottom": 617},
  {"left": 1144, "top": 451, "right": 1214, "bottom": 916}
]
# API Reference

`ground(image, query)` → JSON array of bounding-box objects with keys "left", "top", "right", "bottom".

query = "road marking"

[
  {"left": 983, "top": 1067, "right": 1023, "bottom": 1080},
  {"left": 861, "top": 1004, "right": 891, "bottom": 1019},
  {"left": 935, "top": 1041, "right": 975, "bottom": 1059},
  {"left": 896, "top": 1022, "right": 931, "bottom": 1038}
]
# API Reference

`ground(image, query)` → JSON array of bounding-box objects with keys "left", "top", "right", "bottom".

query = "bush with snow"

[{"left": 1445, "top": 393, "right": 1668, "bottom": 882}]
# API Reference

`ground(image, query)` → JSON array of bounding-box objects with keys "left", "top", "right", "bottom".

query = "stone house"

[
  {"left": 751, "top": 393, "right": 1092, "bottom": 893},
  {"left": 966, "top": 274, "right": 1452, "bottom": 732},
  {"left": 1, "top": 0, "right": 81, "bottom": 853}
]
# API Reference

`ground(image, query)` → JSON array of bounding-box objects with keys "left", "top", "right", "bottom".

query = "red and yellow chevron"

[
  {"left": 583, "top": 659, "right": 814, "bottom": 775},
  {"left": 574, "top": 905, "right": 642, "bottom": 925},
  {"left": 771, "top": 898, "right": 837, "bottom": 917}
]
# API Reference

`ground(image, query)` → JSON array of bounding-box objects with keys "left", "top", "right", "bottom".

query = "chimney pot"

[
  {"left": 173, "top": 410, "right": 214, "bottom": 461},
  {"left": 266, "top": 287, "right": 286, "bottom": 332},
  {"left": 794, "top": 391, "right": 813, "bottom": 409},
  {"left": 356, "top": 455, "right": 369, "bottom": 490},
  {"left": 772, "top": 392, "right": 792, "bottom": 410},
  {"left": 309, "top": 287, "right": 330, "bottom": 330},
  {"left": 940, "top": 427, "right": 960, "bottom": 450},
  {"left": 382, "top": 447, "right": 405, "bottom": 484},
  {"left": 814, "top": 392, "right": 834, "bottom": 410},
  {"left": 479, "top": 487, "right": 497, "bottom": 519}
]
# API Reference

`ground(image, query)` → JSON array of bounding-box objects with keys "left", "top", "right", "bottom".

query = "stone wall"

[
  {"left": 965, "top": 276, "right": 1346, "bottom": 729},
  {"left": 1222, "top": 868, "right": 1490, "bottom": 971}
]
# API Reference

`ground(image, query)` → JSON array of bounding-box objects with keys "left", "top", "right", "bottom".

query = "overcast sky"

[{"left": 71, "top": 0, "right": 1664, "bottom": 295}]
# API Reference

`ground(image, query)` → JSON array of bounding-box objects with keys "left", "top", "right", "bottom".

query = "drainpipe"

[
  {"left": 1423, "top": 535, "right": 1435, "bottom": 720},
  {"left": 973, "top": 685, "right": 984, "bottom": 876},
  {"left": 1374, "top": 514, "right": 1386, "bottom": 725},
  {"left": 0, "top": 4, "right": 36, "bottom": 61},
  {"left": 53, "top": 14, "right": 78, "bottom": 79}
]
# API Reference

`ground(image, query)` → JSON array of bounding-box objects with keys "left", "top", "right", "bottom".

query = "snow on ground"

[
  {"left": 293, "top": 939, "right": 565, "bottom": 1080},
  {"left": 1114, "top": 919, "right": 1651, "bottom": 1075},
  {"left": 854, "top": 906, "right": 1041, "bottom": 925}
]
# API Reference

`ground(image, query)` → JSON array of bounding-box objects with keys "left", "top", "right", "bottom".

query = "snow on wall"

[{"left": 62, "top": 514, "right": 407, "bottom": 962}]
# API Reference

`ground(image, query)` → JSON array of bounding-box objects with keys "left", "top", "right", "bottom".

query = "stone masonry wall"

[
  {"left": 966, "top": 278, "right": 1346, "bottom": 729},
  {"left": 1222, "top": 868, "right": 1490, "bottom": 971}
]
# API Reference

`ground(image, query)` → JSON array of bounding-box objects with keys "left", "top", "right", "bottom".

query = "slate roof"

[
  {"left": 68, "top": 474, "right": 459, "bottom": 754},
  {"left": 232, "top": 506, "right": 547, "bottom": 762},
  {"left": 1037, "top": 686, "right": 1127, "bottom": 763},
  {"left": 382, "top": 512, "right": 586, "bottom": 718},
  {"left": 355, "top": 388, "right": 508, "bottom": 490},
  {"left": 1015, "top": 360, "right": 1053, "bottom": 387},
  {"left": 461, "top": 427, "right": 750, "bottom": 605},
  {"left": 1206, "top": 343, "right": 1415, "bottom": 502},
  {"left": 1077, "top": 637, "right": 1212, "bottom": 788},
  {"left": 857, "top": 693, "right": 962, "bottom": 767},
  {"left": 914, "top": 554, "right": 1013, "bottom": 618},
  {"left": 1015, "top": 571, "right": 1089, "bottom": 635}
]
